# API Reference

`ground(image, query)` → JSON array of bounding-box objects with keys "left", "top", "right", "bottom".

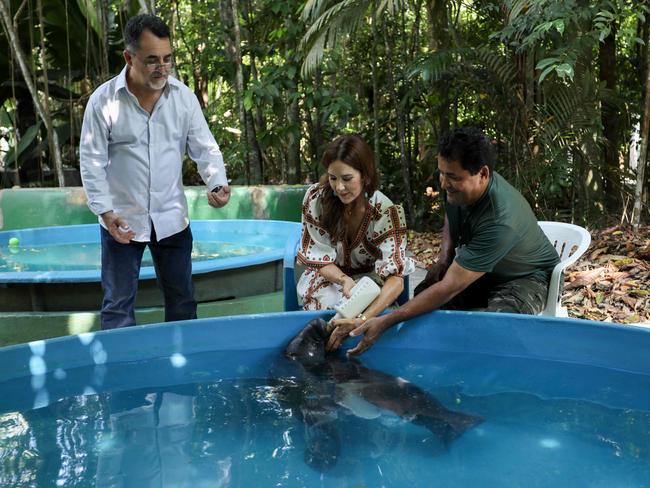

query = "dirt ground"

[{"left": 406, "top": 225, "right": 650, "bottom": 324}]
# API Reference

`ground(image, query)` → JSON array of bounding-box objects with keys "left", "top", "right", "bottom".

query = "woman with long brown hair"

[{"left": 297, "top": 134, "right": 415, "bottom": 351}]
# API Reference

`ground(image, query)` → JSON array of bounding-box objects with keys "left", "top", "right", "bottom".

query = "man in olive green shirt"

[{"left": 345, "top": 127, "right": 560, "bottom": 356}]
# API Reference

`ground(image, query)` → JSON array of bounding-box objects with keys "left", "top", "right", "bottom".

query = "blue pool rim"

[
  {"left": 0, "top": 220, "right": 300, "bottom": 283},
  {"left": 2, "top": 310, "right": 650, "bottom": 389}
]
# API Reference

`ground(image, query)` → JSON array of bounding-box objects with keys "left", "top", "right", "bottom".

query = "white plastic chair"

[{"left": 538, "top": 221, "right": 591, "bottom": 317}]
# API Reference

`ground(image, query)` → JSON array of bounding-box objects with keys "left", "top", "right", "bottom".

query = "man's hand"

[
  {"left": 207, "top": 186, "right": 231, "bottom": 208},
  {"left": 101, "top": 211, "right": 135, "bottom": 244},
  {"left": 346, "top": 316, "right": 390, "bottom": 357},
  {"left": 413, "top": 262, "right": 449, "bottom": 296},
  {"left": 326, "top": 317, "right": 363, "bottom": 352}
]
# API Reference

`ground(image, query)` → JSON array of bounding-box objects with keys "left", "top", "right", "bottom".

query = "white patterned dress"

[{"left": 297, "top": 183, "right": 416, "bottom": 310}]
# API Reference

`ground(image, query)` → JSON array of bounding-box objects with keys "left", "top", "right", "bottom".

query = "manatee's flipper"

[{"left": 285, "top": 318, "right": 331, "bottom": 365}]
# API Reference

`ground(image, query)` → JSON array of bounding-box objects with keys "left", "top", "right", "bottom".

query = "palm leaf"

[
  {"left": 3, "top": 122, "right": 41, "bottom": 167},
  {"left": 300, "top": 0, "right": 402, "bottom": 76}
]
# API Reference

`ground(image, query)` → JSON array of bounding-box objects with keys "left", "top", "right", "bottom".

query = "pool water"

[
  {"left": 0, "top": 241, "right": 272, "bottom": 273},
  {"left": 1, "top": 347, "right": 649, "bottom": 487}
]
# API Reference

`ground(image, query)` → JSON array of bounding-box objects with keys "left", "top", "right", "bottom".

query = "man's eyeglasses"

[{"left": 129, "top": 52, "right": 174, "bottom": 71}]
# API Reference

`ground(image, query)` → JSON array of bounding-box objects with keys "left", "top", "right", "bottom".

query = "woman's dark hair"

[
  {"left": 437, "top": 127, "right": 495, "bottom": 175},
  {"left": 124, "top": 14, "right": 170, "bottom": 52},
  {"left": 318, "top": 134, "right": 378, "bottom": 243}
]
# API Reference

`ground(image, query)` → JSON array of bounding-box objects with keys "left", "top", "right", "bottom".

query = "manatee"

[
  {"left": 285, "top": 316, "right": 331, "bottom": 365},
  {"left": 278, "top": 318, "right": 483, "bottom": 471}
]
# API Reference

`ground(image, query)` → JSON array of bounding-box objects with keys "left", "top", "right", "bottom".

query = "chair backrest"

[
  {"left": 282, "top": 227, "right": 410, "bottom": 311},
  {"left": 537, "top": 221, "right": 591, "bottom": 316},
  {"left": 538, "top": 221, "right": 591, "bottom": 267},
  {"left": 283, "top": 226, "right": 303, "bottom": 311}
]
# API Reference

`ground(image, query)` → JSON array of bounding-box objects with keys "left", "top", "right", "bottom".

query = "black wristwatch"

[{"left": 211, "top": 185, "right": 223, "bottom": 193}]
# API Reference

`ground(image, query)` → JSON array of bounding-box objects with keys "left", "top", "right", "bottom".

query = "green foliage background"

[{"left": 1, "top": 0, "right": 649, "bottom": 229}]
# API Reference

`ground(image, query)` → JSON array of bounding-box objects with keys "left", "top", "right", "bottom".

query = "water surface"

[
  {"left": 1, "top": 348, "right": 649, "bottom": 487},
  {"left": 0, "top": 241, "right": 271, "bottom": 273}
]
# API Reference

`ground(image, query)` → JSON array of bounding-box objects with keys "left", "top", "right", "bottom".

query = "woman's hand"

[
  {"left": 326, "top": 316, "right": 364, "bottom": 352},
  {"left": 341, "top": 276, "right": 356, "bottom": 298}
]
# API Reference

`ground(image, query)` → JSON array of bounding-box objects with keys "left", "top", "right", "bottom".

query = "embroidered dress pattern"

[{"left": 296, "top": 183, "right": 415, "bottom": 310}]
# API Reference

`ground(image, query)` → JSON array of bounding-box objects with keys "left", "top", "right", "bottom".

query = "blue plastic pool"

[
  {"left": 0, "top": 220, "right": 300, "bottom": 311},
  {"left": 0, "top": 311, "right": 649, "bottom": 487}
]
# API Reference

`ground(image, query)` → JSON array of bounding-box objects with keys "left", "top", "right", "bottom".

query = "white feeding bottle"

[{"left": 332, "top": 276, "right": 381, "bottom": 321}]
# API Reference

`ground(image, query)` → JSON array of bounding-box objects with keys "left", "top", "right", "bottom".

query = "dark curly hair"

[{"left": 437, "top": 127, "right": 495, "bottom": 175}]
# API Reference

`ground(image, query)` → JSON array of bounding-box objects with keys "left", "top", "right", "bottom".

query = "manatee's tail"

[
  {"left": 441, "top": 410, "right": 483, "bottom": 447},
  {"left": 417, "top": 410, "right": 483, "bottom": 448}
]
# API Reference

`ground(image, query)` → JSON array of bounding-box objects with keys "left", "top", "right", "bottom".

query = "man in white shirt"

[{"left": 80, "top": 14, "right": 230, "bottom": 330}]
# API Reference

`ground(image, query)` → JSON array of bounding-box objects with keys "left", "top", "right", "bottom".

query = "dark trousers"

[
  {"left": 100, "top": 225, "right": 197, "bottom": 330},
  {"left": 443, "top": 273, "right": 549, "bottom": 315}
]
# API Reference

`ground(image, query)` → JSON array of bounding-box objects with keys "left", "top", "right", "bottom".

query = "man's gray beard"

[{"left": 148, "top": 76, "right": 167, "bottom": 90}]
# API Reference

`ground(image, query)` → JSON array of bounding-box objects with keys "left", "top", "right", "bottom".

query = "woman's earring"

[
  {"left": 364, "top": 191, "right": 368, "bottom": 198},
  {"left": 333, "top": 191, "right": 338, "bottom": 197}
]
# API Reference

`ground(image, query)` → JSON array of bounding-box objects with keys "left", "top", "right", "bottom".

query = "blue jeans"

[{"left": 100, "top": 225, "right": 197, "bottom": 330}]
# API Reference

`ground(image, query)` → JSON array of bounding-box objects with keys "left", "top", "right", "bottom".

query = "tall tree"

[
  {"left": 0, "top": 0, "right": 65, "bottom": 186},
  {"left": 633, "top": 53, "right": 650, "bottom": 228},
  {"left": 382, "top": 17, "right": 415, "bottom": 225},
  {"left": 599, "top": 25, "right": 621, "bottom": 213},
  {"left": 230, "top": 0, "right": 262, "bottom": 183},
  {"left": 425, "top": 0, "right": 451, "bottom": 139}
]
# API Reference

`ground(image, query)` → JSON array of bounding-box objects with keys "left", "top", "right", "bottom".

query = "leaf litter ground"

[{"left": 406, "top": 225, "right": 650, "bottom": 325}]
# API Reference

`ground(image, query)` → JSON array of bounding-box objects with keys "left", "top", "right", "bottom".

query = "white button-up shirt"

[{"left": 80, "top": 66, "right": 227, "bottom": 241}]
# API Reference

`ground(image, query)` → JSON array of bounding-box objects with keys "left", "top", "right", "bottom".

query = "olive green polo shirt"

[{"left": 445, "top": 171, "right": 559, "bottom": 283}]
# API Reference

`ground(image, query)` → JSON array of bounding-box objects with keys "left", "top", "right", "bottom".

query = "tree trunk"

[
  {"left": 637, "top": 5, "right": 650, "bottom": 90},
  {"left": 567, "top": 0, "right": 604, "bottom": 222},
  {"left": 599, "top": 27, "right": 621, "bottom": 213},
  {"left": 220, "top": 0, "right": 248, "bottom": 182},
  {"left": 243, "top": 0, "right": 267, "bottom": 179},
  {"left": 305, "top": 68, "right": 325, "bottom": 181},
  {"left": 244, "top": 111, "right": 262, "bottom": 182},
  {"left": 286, "top": 93, "right": 301, "bottom": 184},
  {"left": 382, "top": 20, "right": 415, "bottom": 226},
  {"left": 250, "top": 55, "right": 267, "bottom": 172},
  {"left": 175, "top": 1, "right": 207, "bottom": 108},
  {"left": 633, "top": 54, "right": 650, "bottom": 228},
  {"left": 98, "top": 0, "right": 110, "bottom": 79},
  {"left": 241, "top": 0, "right": 264, "bottom": 182},
  {"left": 426, "top": 0, "right": 451, "bottom": 139},
  {"left": 138, "top": 0, "right": 155, "bottom": 14},
  {"left": 37, "top": 0, "right": 65, "bottom": 186},
  {"left": 0, "top": 0, "right": 65, "bottom": 187},
  {"left": 229, "top": 0, "right": 262, "bottom": 183},
  {"left": 371, "top": 3, "right": 380, "bottom": 158}
]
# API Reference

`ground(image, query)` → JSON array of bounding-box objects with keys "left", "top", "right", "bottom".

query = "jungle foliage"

[{"left": 1, "top": 0, "right": 649, "bottom": 229}]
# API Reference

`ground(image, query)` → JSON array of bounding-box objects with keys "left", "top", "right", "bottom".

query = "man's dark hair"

[
  {"left": 123, "top": 14, "right": 170, "bottom": 52},
  {"left": 437, "top": 127, "right": 495, "bottom": 175}
]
